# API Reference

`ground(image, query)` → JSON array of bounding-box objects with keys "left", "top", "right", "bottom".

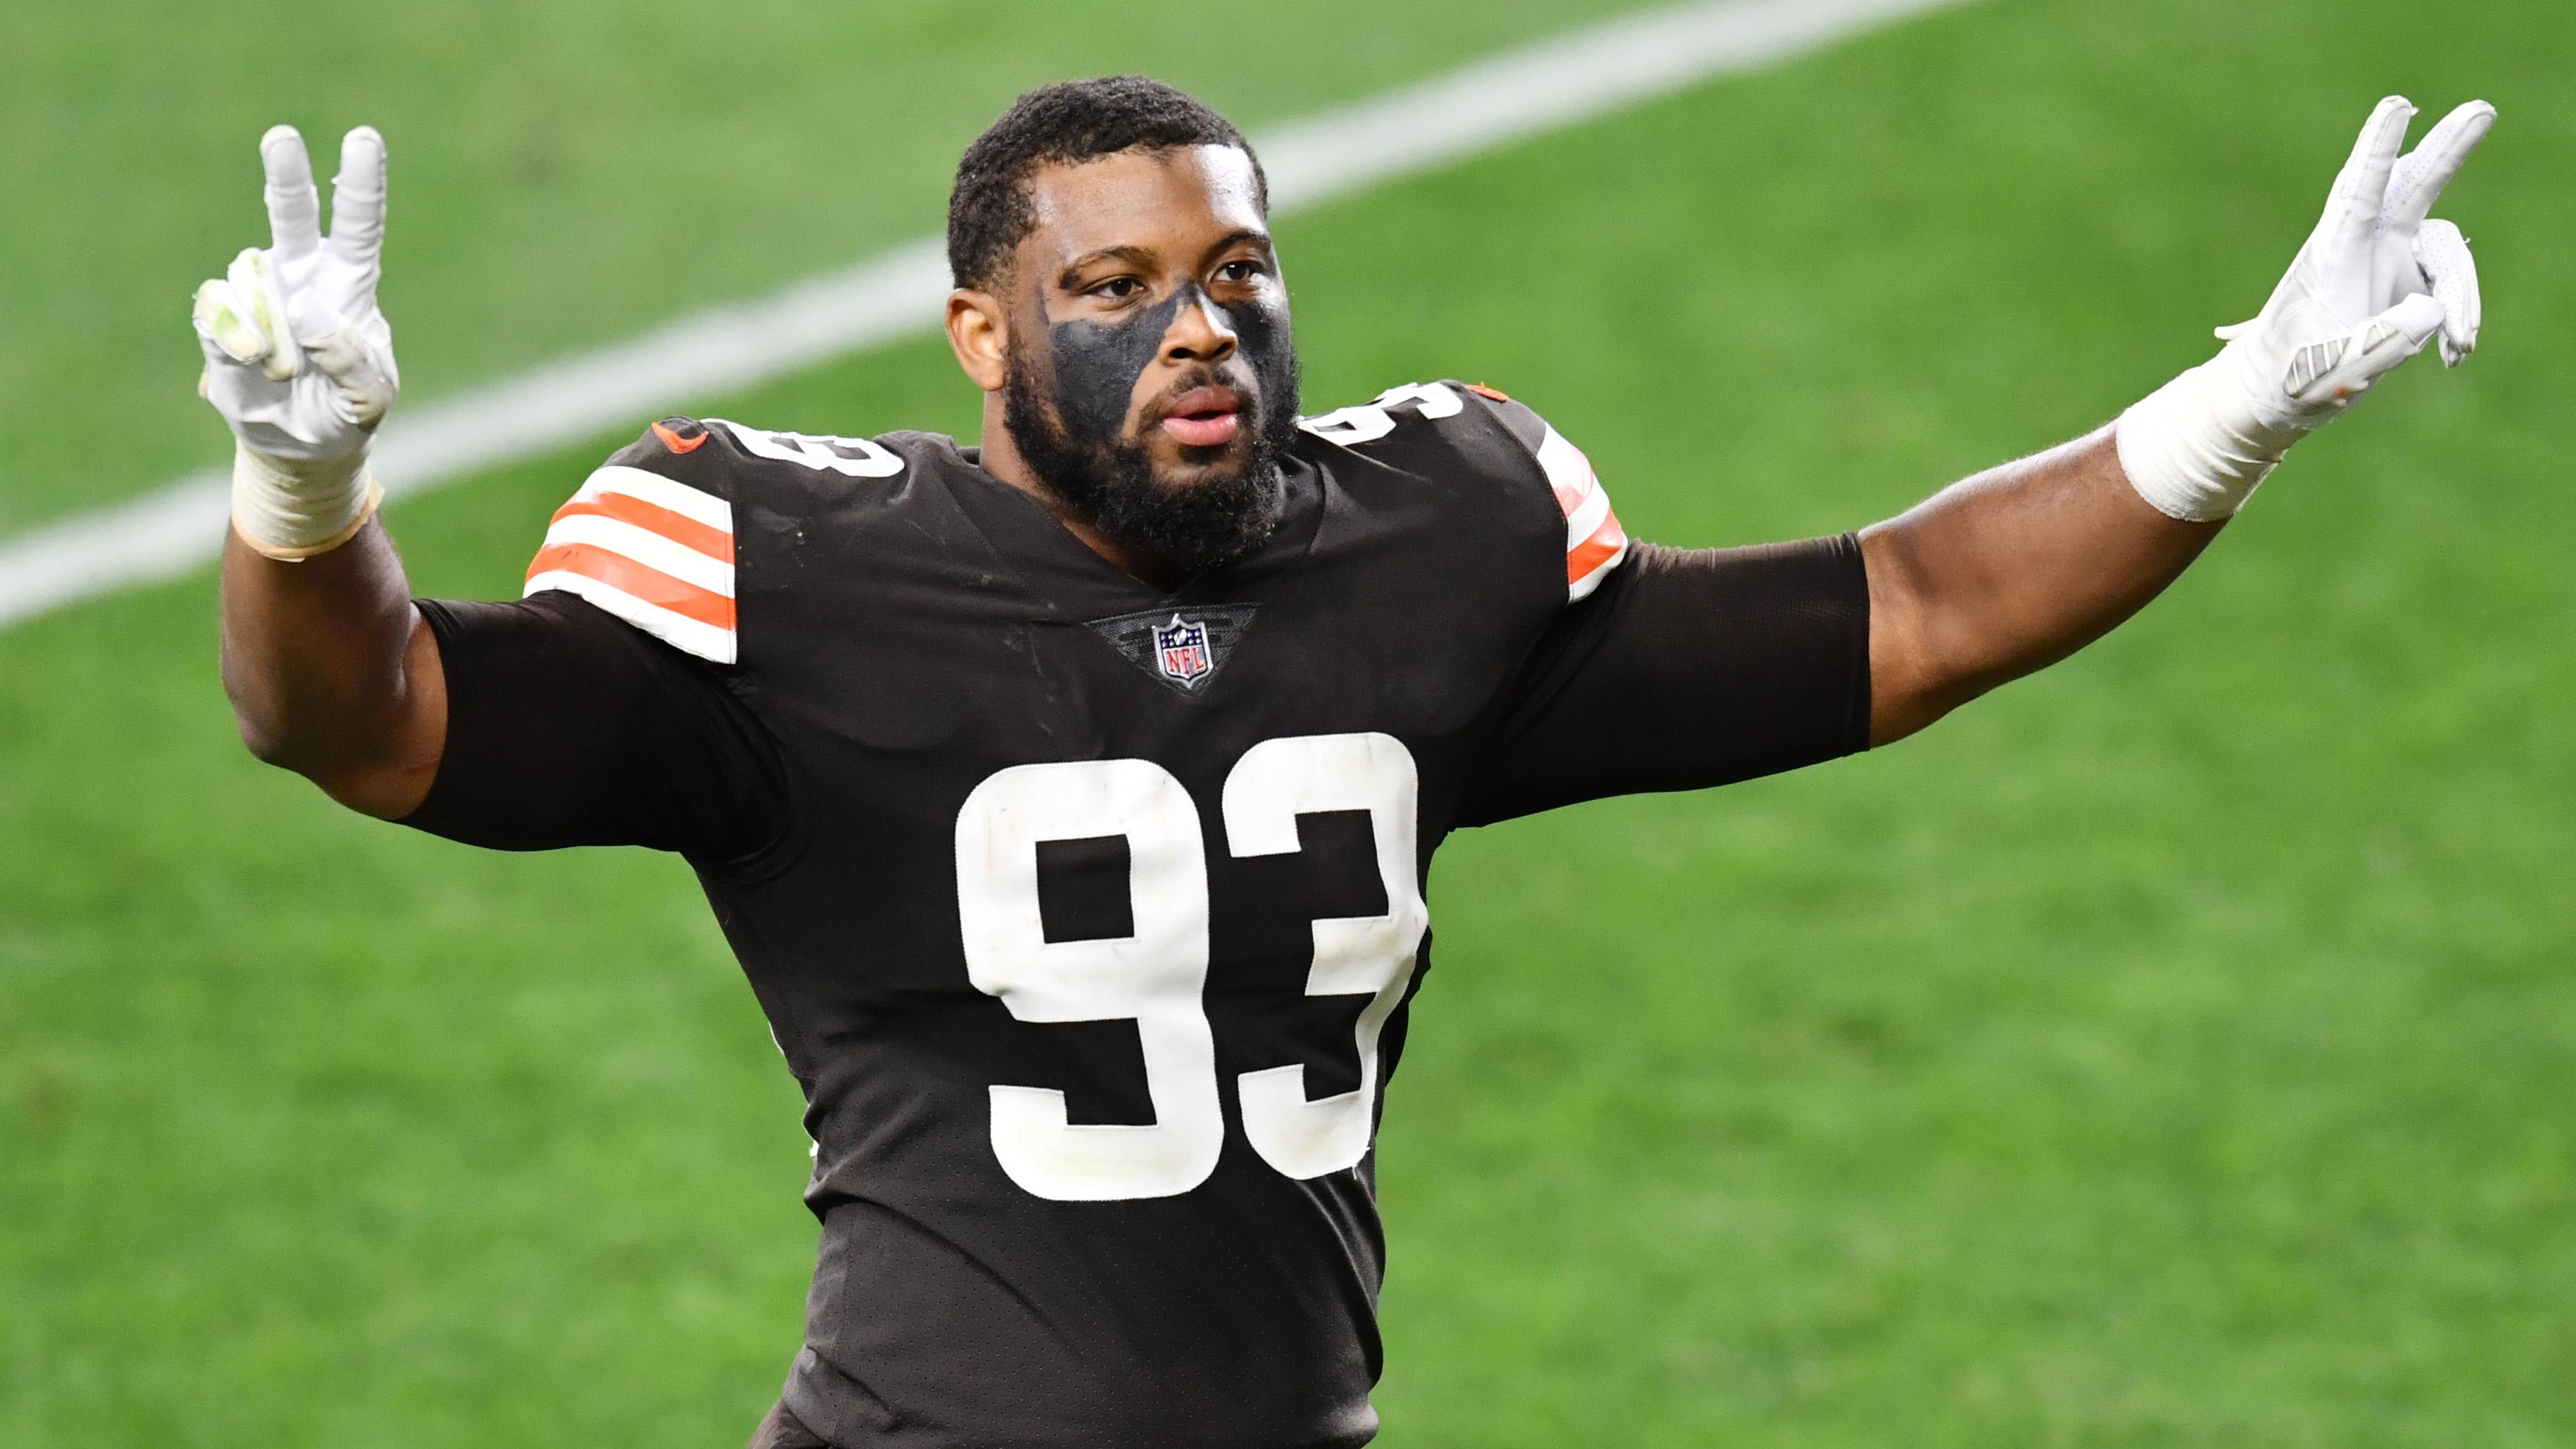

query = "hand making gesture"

[{"left": 193, "top": 124, "right": 399, "bottom": 557}]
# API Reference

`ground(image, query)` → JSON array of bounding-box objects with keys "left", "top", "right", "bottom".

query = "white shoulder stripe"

[
  {"left": 538, "top": 513, "right": 736, "bottom": 597},
  {"left": 525, "top": 570, "right": 738, "bottom": 665},
  {"left": 1562, "top": 484, "right": 1614, "bottom": 550},
  {"left": 1533, "top": 425, "right": 1597, "bottom": 509},
  {"left": 574, "top": 465, "right": 734, "bottom": 532},
  {"left": 1537, "top": 420, "right": 1629, "bottom": 602}
]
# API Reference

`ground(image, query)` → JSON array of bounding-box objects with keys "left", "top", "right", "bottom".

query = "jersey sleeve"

[
  {"left": 398, "top": 420, "right": 791, "bottom": 864},
  {"left": 1523, "top": 404, "right": 1631, "bottom": 604},
  {"left": 520, "top": 417, "right": 741, "bottom": 665},
  {"left": 1455, "top": 534, "right": 1872, "bottom": 826},
  {"left": 1303, "top": 381, "right": 1633, "bottom": 604},
  {"left": 1421, "top": 381, "right": 1635, "bottom": 603}
]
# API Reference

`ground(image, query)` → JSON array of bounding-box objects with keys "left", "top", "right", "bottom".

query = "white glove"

[
  {"left": 193, "top": 124, "right": 400, "bottom": 558},
  {"left": 2117, "top": 97, "right": 2493, "bottom": 522}
]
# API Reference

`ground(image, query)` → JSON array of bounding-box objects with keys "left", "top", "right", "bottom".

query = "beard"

[{"left": 1001, "top": 338, "right": 1302, "bottom": 577}]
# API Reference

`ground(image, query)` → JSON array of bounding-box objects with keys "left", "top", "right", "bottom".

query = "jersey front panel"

[
  {"left": 402, "top": 386, "right": 1870, "bottom": 1448},
  {"left": 700, "top": 395, "right": 1566, "bottom": 1448}
]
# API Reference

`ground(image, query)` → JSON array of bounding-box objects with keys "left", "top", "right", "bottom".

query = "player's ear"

[{"left": 946, "top": 289, "right": 1010, "bottom": 393}]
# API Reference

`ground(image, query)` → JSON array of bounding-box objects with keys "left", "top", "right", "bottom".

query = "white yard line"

[{"left": 0, "top": 0, "right": 1969, "bottom": 630}]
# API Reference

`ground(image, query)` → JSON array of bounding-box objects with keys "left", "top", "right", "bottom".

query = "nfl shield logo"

[
  {"left": 1086, "top": 603, "right": 1256, "bottom": 697},
  {"left": 1153, "top": 615, "right": 1212, "bottom": 686}
]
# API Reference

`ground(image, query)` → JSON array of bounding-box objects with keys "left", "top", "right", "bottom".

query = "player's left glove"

[
  {"left": 192, "top": 124, "right": 399, "bottom": 558},
  {"left": 2116, "top": 96, "right": 2493, "bottom": 522}
]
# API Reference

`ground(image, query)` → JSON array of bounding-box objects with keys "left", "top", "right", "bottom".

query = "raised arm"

[
  {"left": 220, "top": 522, "right": 445, "bottom": 817},
  {"left": 198, "top": 124, "right": 445, "bottom": 816},
  {"left": 1858, "top": 429, "right": 2199, "bottom": 744},
  {"left": 1858, "top": 96, "right": 2493, "bottom": 746}
]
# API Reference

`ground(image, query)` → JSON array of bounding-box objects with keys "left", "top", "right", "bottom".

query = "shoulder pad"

[
  {"left": 522, "top": 416, "right": 925, "bottom": 663},
  {"left": 522, "top": 418, "right": 741, "bottom": 664},
  {"left": 1299, "top": 382, "right": 1629, "bottom": 602},
  {"left": 697, "top": 417, "right": 909, "bottom": 480}
]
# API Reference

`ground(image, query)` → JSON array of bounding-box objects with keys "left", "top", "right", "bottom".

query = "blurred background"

[{"left": 4, "top": 0, "right": 2572, "bottom": 1443}]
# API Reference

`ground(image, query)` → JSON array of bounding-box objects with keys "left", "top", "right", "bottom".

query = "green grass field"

[{"left": 6, "top": 1, "right": 2574, "bottom": 1444}]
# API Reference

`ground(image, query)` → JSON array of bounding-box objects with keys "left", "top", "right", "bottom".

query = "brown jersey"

[{"left": 404, "top": 382, "right": 1870, "bottom": 1447}]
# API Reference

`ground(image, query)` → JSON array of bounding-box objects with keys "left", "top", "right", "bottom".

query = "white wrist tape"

[
  {"left": 230, "top": 443, "right": 383, "bottom": 559},
  {"left": 2113, "top": 349, "right": 2307, "bottom": 523}
]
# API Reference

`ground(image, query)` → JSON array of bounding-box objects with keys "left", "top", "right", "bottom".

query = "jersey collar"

[{"left": 935, "top": 437, "right": 1326, "bottom": 620}]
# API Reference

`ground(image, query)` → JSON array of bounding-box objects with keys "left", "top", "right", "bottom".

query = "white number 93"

[{"left": 953, "top": 735, "right": 1427, "bottom": 1202}]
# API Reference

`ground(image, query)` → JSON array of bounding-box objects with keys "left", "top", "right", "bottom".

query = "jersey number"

[
  {"left": 1296, "top": 382, "right": 1461, "bottom": 445},
  {"left": 953, "top": 735, "right": 1426, "bottom": 1201},
  {"left": 712, "top": 419, "right": 905, "bottom": 477}
]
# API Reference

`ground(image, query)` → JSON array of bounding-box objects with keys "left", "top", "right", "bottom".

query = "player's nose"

[{"left": 1162, "top": 285, "right": 1238, "bottom": 365}]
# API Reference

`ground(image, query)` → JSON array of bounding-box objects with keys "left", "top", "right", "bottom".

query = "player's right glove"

[
  {"left": 2116, "top": 96, "right": 2493, "bottom": 522},
  {"left": 192, "top": 124, "right": 399, "bottom": 558}
]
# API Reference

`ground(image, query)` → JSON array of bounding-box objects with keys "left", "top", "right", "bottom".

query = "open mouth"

[{"left": 1157, "top": 385, "right": 1245, "bottom": 449}]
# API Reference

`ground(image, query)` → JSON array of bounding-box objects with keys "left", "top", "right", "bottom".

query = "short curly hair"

[{"left": 947, "top": 76, "right": 1268, "bottom": 291}]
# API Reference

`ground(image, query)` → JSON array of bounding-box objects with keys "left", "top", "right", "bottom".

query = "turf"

[
  {"left": 6, "top": 0, "right": 2575, "bottom": 1444},
  {"left": 0, "top": 0, "right": 1640, "bottom": 537}
]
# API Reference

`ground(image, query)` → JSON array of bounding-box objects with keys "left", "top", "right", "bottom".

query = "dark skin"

[
  {"left": 950, "top": 147, "right": 1291, "bottom": 588},
  {"left": 218, "top": 142, "right": 2220, "bottom": 817}
]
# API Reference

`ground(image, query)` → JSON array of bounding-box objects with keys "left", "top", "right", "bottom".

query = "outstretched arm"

[
  {"left": 199, "top": 124, "right": 447, "bottom": 816},
  {"left": 1859, "top": 96, "right": 2493, "bottom": 746},
  {"left": 1859, "top": 428, "right": 2204, "bottom": 744}
]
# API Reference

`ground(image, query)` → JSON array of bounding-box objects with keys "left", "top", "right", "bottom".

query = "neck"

[{"left": 976, "top": 390, "right": 1191, "bottom": 590}]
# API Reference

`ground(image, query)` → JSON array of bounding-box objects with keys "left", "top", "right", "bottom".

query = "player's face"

[{"left": 1000, "top": 145, "right": 1302, "bottom": 570}]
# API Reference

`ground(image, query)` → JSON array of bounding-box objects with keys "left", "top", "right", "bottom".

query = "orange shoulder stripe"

[
  {"left": 652, "top": 420, "right": 709, "bottom": 454},
  {"left": 548, "top": 492, "right": 734, "bottom": 562},
  {"left": 525, "top": 543, "right": 738, "bottom": 630},
  {"left": 1565, "top": 519, "right": 1628, "bottom": 586}
]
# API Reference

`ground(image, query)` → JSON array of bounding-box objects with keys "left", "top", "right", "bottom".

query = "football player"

[{"left": 197, "top": 77, "right": 2490, "bottom": 1448}]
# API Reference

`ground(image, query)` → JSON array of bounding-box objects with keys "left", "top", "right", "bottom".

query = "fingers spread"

[
  {"left": 261, "top": 124, "right": 324, "bottom": 264},
  {"left": 2414, "top": 217, "right": 2481, "bottom": 365},
  {"left": 2326, "top": 96, "right": 2415, "bottom": 254},
  {"left": 330, "top": 126, "right": 388, "bottom": 279},
  {"left": 2384, "top": 100, "right": 2496, "bottom": 228}
]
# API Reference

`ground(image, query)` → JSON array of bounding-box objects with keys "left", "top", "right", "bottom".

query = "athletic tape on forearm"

[
  {"left": 230, "top": 444, "right": 383, "bottom": 559},
  {"left": 2113, "top": 350, "right": 2306, "bottom": 524}
]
